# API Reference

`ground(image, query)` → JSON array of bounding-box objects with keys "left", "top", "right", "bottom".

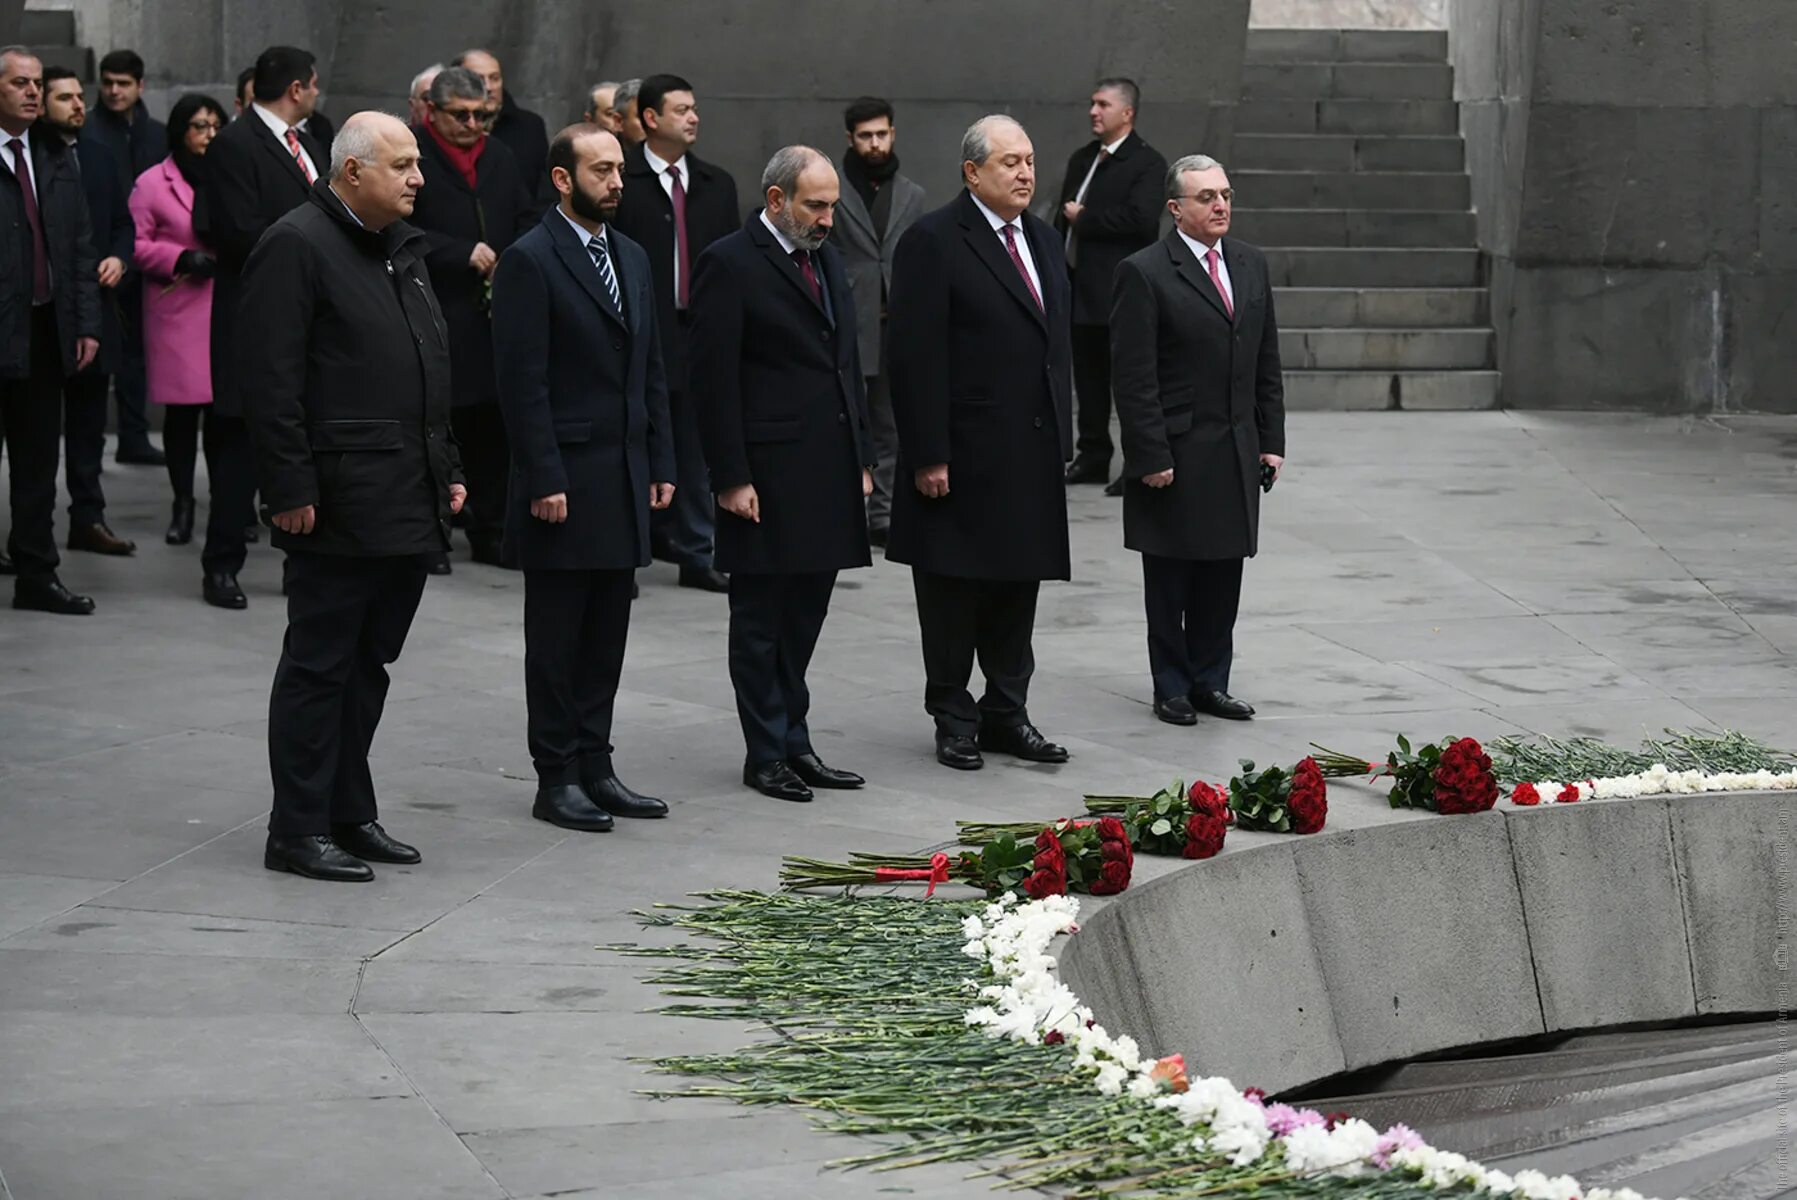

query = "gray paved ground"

[{"left": 3, "top": 411, "right": 1795, "bottom": 1199}]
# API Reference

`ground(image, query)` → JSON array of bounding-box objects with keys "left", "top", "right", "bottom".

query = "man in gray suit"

[{"left": 834, "top": 97, "right": 925, "bottom": 546}]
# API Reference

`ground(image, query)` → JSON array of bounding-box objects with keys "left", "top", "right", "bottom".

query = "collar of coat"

[{"left": 307, "top": 181, "right": 426, "bottom": 258}]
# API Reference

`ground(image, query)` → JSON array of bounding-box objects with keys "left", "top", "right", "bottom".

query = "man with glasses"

[
  {"left": 451, "top": 49, "right": 549, "bottom": 212},
  {"left": 1109, "top": 154, "right": 1285, "bottom": 727}
]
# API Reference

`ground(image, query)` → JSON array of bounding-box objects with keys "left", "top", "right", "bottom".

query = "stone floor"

[{"left": 2, "top": 410, "right": 1795, "bottom": 1199}]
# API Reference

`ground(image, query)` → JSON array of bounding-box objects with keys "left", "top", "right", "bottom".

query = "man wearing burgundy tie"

[
  {"left": 1110, "top": 154, "right": 1286, "bottom": 726},
  {"left": 886, "top": 116, "right": 1075, "bottom": 772},
  {"left": 612, "top": 73, "right": 740, "bottom": 593}
]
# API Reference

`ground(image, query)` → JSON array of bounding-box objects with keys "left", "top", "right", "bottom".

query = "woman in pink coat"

[{"left": 131, "top": 94, "right": 226, "bottom": 545}]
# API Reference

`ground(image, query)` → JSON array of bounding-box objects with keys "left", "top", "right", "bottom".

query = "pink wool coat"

[{"left": 130, "top": 157, "right": 214, "bottom": 406}]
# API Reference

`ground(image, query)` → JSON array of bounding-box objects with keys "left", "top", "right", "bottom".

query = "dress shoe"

[
  {"left": 1065, "top": 455, "right": 1110, "bottom": 485},
  {"left": 679, "top": 565, "right": 730, "bottom": 593},
  {"left": 1192, "top": 690, "right": 1255, "bottom": 721},
  {"left": 427, "top": 553, "right": 452, "bottom": 576},
  {"left": 532, "top": 783, "right": 614, "bottom": 832},
  {"left": 115, "top": 442, "right": 166, "bottom": 466},
  {"left": 468, "top": 535, "right": 506, "bottom": 567},
  {"left": 0, "top": 547, "right": 13, "bottom": 575},
  {"left": 978, "top": 722, "right": 1071, "bottom": 763},
  {"left": 743, "top": 760, "right": 813, "bottom": 802},
  {"left": 331, "top": 821, "right": 421, "bottom": 864},
  {"left": 1103, "top": 476, "right": 1126, "bottom": 497},
  {"left": 264, "top": 835, "right": 374, "bottom": 882},
  {"left": 1154, "top": 696, "right": 1199, "bottom": 726},
  {"left": 868, "top": 525, "right": 889, "bottom": 548},
  {"left": 68, "top": 522, "right": 136, "bottom": 555},
  {"left": 166, "top": 497, "right": 196, "bottom": 545},
  {"left": 13, "top": 577, "right": 95, "bottom": 615},
  {"left": 203, "top": 571, "right": 248, "bottom": 610},
  {"left": 935, "top": 732, "right": 984, "bottom": 771},
  {"left": 788, "top": 752, "right": 864, "bottom": 789},
  {"left": 242, "top": 523, "right": 260, "bottom": 544},
  {"left": 584, "top": 775, "right": 669, "bottom": 818}
]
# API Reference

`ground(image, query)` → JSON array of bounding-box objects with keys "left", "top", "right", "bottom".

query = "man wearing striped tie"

[{"left": 492, "top": 124, "right": 677, "bottom": 833}]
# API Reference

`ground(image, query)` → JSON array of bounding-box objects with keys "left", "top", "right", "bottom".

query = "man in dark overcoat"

[
  {"left": 690, "top": 145, "right": 874, "bottom": 803},
  {"left": 1110, "top": 153, "right": 1286, "bottom": 725},
  {"left": 886, "top": 115, "right": 1074, "bottom": 772}
]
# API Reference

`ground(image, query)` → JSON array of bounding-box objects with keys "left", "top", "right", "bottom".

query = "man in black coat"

[
  {"left": 201, "top": 44, "right": 326, "bottom": 610},
  {"left": 1054, "top": 78, "right": 1166, "bottom": 492},
  {"left": 40, "top": 65, "right": 138, "bottom": 557},
  {"left": 0, "top": 48, "right": 102, "bottom": 615},
  {"left": 411, "top": 65, "right": 536, "bottom": 566},
  {"left": 887, "top": 116, "right": 1074, "bottom": 772},
  {"left": 493, "top": 124, "right": 676, "bottom": 832},
  {"left": 1111, "top": 154, "right": 1285, "bottom": 726},
  {"left": 452, "top": 49, "right": 549, "bottom": 214},
  {"left": 691, "top": 146, "right": 875, "bottom": 803},
  {"left": 243, "top": 112, "right": 465, "bottom": 883},
  {"left": 611, "top": 73, "right": 739, "bottom": 593}
]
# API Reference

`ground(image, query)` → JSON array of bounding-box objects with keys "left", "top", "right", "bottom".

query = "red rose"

[
  {"left": 1188, "top": 780, "right": 1229, "bottom": 818},
  {"left": 1033, "top": 828, "right": 1067, "bottom": 872},
  {"left": 1434, "top": 737, "right": 1498, "bottom": 814},
  {"left": 1182, "top": 811, "right": 1226, "bottom": 859},
  {"left": 1090, "top": 859, "right": 1131, "bottom": 895},
  {"left": 1289, "top": 757, "right": 1328, "bottom": 835},
  {"left": 1095, "top": 814, "right": 1134, "bottom": 871},
  {"left": 1022, "top": 867, "right": 1065, "bottom": 898},
  {"left": 1511, "top": 782, "right": 1542, "bottom": 806}
]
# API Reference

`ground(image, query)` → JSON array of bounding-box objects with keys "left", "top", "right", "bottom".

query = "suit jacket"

[
  {"left": 490, "top": 95, "right": 551, "bottom": 216},
  {"left": 690, "top": 216, "right": 873, "bottom": 576},
  {"left": 205, "top": 110, "right": 323, "bottom": 416},
  {"left": 491, "top": 212, "right": 674, "bottom": 571},
  {"left": 0, "top": 133, "right": 99, "bottom": 379},
  {"left": 886, "top": 191, "right": 1073, "bottom": 582},
  {"left": 1110, "top": 232, "right": 1285, "bottom": 561},
  {"left": 87, "top": 101, "right": 166, "bottom": 193},
  {"left": 1053, "top": 131, "right": 1167, "bottom": 326},
  {"left": 410, "top": 129, "right": 536, "bottom": 407},
  {"left": 610, "top": 141, "right": 739, "bottom": 394},
  {"left": 64, "top": 131, "right": 135, "bottom": 376},
  {"left": 831, "top": 166, "right": 926, "bottom": 373}
]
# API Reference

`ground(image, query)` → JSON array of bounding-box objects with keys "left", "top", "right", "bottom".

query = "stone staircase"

[
  {"left": 19, "top": 9, "right": 95, "bottom": 82},
  {"left": 1230, "top": 28, "right": 1499, "bottom": 410}
]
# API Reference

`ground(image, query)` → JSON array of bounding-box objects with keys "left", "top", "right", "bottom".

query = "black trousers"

[
  {"left": 1072, "top": 322, "right": 1114, "bottom": 464},
  {"left": 161, "top": 404, "right": 213, "bottom": 500},
  {"left": 1141, "top": 553, "right": 1244, "bottom": 701},
  {"left": 912, "top": 570, "right": 1039, "bottom": 737},
  {"left": 524, "top": 568, "right": 634, "bottom": 785},
  {"left": 62, "top": 369, "right": 110, "bottom": 527},
  {"left": 200, "top": 412, "right": 258, "bottom": 575},
  {"left": 727, "top": 570, "right": 836, "bottom": 765},
  {"left": 267, "top": 551, "right": 429, "bottom": 837},
  {"left": 113, "top": 281, "right": 152, "bottom": 452},
  {"left": 451, "top": 403, "right": 509, "bottom": 548},
  {"left": 650, "top": 384, "right": 715, "bottom": 569},
  {"left": 2, "top": 306, "right": 67, "bottom": 586}
]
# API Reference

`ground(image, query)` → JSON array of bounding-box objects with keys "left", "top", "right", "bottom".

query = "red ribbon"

[{"left": 873, "top": 851, "right": 952, "bottom": 897}]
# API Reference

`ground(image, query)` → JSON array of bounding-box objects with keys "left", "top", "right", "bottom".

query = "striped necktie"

[{"left": 587, "top": 231, "right": 622, "bottom": 312}]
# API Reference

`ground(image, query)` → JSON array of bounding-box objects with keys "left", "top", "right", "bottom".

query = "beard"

[
  {"left": 570, "top": 179, "right": 620, "bottom": 224},
  {"left": 773, "top": 206, "right": 829, "bottom": 251}
]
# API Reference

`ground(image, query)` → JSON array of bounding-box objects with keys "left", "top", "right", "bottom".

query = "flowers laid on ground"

[
  {"left": 1079, "top": 777, "right": 1240, "bottom": 858},
  {"left": 1227, "top": 757, "right": 1331, "bottom": 833},
  {"left": 1314, "top": 735, "right": 1499, "bottom": 814},
  {"left": 1506, "top": 764, "right": 1797, "bottom": 806},
  {"left": 1489, "top": 727, "right": 1793, "bottom": 784},
  {"left": 781, "top": 816, "right": 1133, "bottom": 899}
]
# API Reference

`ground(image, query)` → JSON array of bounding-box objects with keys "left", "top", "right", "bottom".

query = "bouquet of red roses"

[
  {"left": 1226, "top": 757, "right": 1329, "bottom": 834},
  {"left": 783, "top": 818, "right": 1134, "bottom": 899},
  {"left": 1314, "top": 734, "right": 1498, "bottom": 814},
  {"left": 1076, "top": 778, "right": 1232, "bottom": 859}
]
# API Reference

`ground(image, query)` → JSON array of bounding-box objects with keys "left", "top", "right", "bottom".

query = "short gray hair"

[
  {"left": 408, "top": 63, "right": 443, "bottom": 100},
  {"left": 0, "top": 44, "right": 37, "bottom": 71},
  {"left": 428, "top": 66, "right": 485, "bottom": 108},
  {"left": 761, "top": 144, "right": 826, "bottom": 196},
  {"left": 612, "top": 78, "right": 641, "bottom": 109},
  {"left": 961, "top": 114, "right": 1025, "bottom": 167},
  {"left": 589, "top": 80, "right": 619, "bottom": 105},
  {"left": 330, "top": 115, "right": 394, "bottom": 179},
  {"left": 1166, "top": 154, "right": 1224, "bottom": 199}
]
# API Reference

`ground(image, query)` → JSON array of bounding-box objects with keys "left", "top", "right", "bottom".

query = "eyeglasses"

[
  {"left": 188, "top": 119, "right": 222, "bottom": 133},
  {"left": 439, "top": 107, "right": 485, "bottom": 126},
  {"left": 1175, "top": 189, "right": 1233, "bottom": 204}
]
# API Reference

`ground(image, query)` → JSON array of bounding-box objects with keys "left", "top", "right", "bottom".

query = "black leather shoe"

[
  {"left": 788, "top": 752, "right": 864, "bottom": 789},
  {"left": 1154, "top": 696, "right": 1199, "bottom": 726},
  {"left": 468, "top": 535, "right": 506, "bottom": 567},
  {"left": 427, "top": 554, "right": 452, "bottom": 576},
  {"left": 331, "top": 820, "right": 421, "bottom": 864},
  {"left": 935, "top": 732, "right": 984, "bottom": 771},
  {"left": 166, "top": 497, "right": 195, "bottom": 545},
  {"left": 203, "top": 571, "right": 247, "bottom": 609},
  {"left": 868, "top": 525, "right": 889, "bottom": 548},
  {"left": 1103, "top": 476, "right": 1126, "bottom": 497},
  {"left": 264, "top": 835, "right": 373, "bottom": 882},
  {"left": 679, "top": 565, "right": 730, "bottom": 593},
  {"left": 0, "top": 548, "right": 13, "bottom": 575},
  {"left": 242, "top": 523, "right": 260, "bottom": 544},
  {"left": 532, "top": 784, "right": 614, "bottom": 831},
  {"left": 116, "top": 443, "right": 166, "bottom": 466},
  {"left": 583, "top": 776, "right": 669, "bottom": 818},
  {"left": 1065, "top": 455, "right": 1110, "bottom": 485},
  {"left": 978, "top": 723, "right": 1070, "bottom": 763},
  {"left": 68, "top": 522, "right": 136, "bottom": 555},
  {"left": 1192, "top": 690, "right": 1255, "bottom": 720},
  {"left": 14, "top": 577, "right": 96, "bottom": 615},
  {"left": 744, "top": 760, "right": 813, "bottom": 802}
]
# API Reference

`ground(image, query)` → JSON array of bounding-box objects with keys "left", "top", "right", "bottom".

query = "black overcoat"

[
  {"left": 0, "top": 134, "right": 99, "bottom": 378},
  {"left": 68, "top": 131, "right": 135, "bottom": 376},
  {"left": 1052, "top": 131, "right": 1167, "bottom": 327},
  {"left": 491, "top": 212, "right": 675, "bottom": 571},
  {"left": 489, "top": 95, "right": 551, "bottom": 214},
  {"left": 885, "top": 191, "right": 1073, "bottom": 582},
  {"left": 1109, "top": 232, "right": 1286, "bottom": 561},
  {"left": 690, "top": 215, "right": 874, "bottom": 576},
  {"left": 241, "top": 184, "right": 464, "bottom": 558}
]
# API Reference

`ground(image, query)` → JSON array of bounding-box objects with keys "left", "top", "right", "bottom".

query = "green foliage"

[{"left": 1229, "top": 760, "right": 1295, "bottom": 832}]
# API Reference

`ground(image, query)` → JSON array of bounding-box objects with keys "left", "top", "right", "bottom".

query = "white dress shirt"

[
  {"left": 968, "top": 191, "right": 1042, "bottom": 306},
  {"left": 0, "top": 127, "right": 38, "bottom": 201},
  {"left": 1178, "top": 228, "right": 1233, "bottom": 311},
  {"left": 643, "top": 143, "right": 690, "bottom": 306},
  {"left": 1066, "top": 132, "right": 1129, "bottom": 264},
  {"left": 252, "top": 103, "right": 318, "bottom": 182}
]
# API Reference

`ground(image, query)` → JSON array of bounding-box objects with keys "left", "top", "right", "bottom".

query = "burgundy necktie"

[
  {"left": 284, "top": 128, "right": 315, "bottom": 184},
  {"left": 1002, "top": 223, "right": 1043, "bottom": 311},
  {"left": 791, "top": 248, "right": 820, "bottom": 304},
  {"left": 8, "top": 139, "right": 51, "bottom": 304},
  {"left": 669, "top": 162, "right": 691, "bottom": 308},
  {"left": 1207, "top": 246, "right": 1233, "bottom": 320}
]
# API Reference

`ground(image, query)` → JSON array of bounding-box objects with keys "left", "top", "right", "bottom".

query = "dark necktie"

[
  {"left": 8, "top": 139, "right": 51, "bottom": 303},
  {"left": 668, "top": 162, "right": 691, "bottom": 308},
  {"left": 1002, "top": 223, "right": 1042, "bottom": 311},
  {"left": 791, "top": 248, "right": 820, "bottom": 304},
  {"left": 587, "top": 231, "right": 622, "bottom": 312}
]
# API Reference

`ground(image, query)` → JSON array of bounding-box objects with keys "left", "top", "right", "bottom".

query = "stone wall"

[{"left": 1250, "top": 0, "right": 1444, "bottom": 28}]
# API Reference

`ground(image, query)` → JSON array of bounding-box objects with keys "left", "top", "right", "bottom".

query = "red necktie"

[
  {"left": 1002, "top": 224, "right": 1043, "bottom": 311},
  {"left": 284, "top": 128, "right": 315, "bottom": 184},
  {"left": 791, "top": 248, "right": 820, "bottom": 304},
  {"left": 669, "top": 162, "right": 691, "bottom": 309},
  {"left": 8, "top": 139, "right": 51, "bottom": 303},
  {"left": 1207, "top": 246, "right": 1233, "bottom": 320}
]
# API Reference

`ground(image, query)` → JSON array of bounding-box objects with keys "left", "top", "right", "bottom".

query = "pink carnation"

[{"left": 1372, "top": 1123, "right": 1425, "bottom": 1169}]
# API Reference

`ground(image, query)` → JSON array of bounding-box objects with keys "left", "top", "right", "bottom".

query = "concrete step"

[
  {"left": 1283, "top": 369, "right": 1501, "bottom": 410},
  {"left": 1281, "top": 328, "right": 1493, "bottom": 370},
  {"left": 1265, "top": 247, "right": 1480, "bottom": 287},
  {"left": 1274, "top": 287, "right": 1488, "bottom": 327},
  {"left": 1233, "top": 133, "right": 1464, "bottom": 173},
  {"left": 20, "top": 11, "right": 79, "bottom": 43},
  {"left": 26, "top": 44, "right": 95, "bottom": 80},
  {"left": 1243, "top": 62, "right": 1454, "bottom": 101},
  {"left": 1238, "top": 169, "right": 1470, "bottom": 210},
  {"left": 1246, "top": 28, "right": 1450, "bottom": 64},
  {"left": 1232, "top": 208, "right": 1476, "bottom": 247},
  {"left": 1237, "top": 98, "right": 1460, "bottom": 136}
]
